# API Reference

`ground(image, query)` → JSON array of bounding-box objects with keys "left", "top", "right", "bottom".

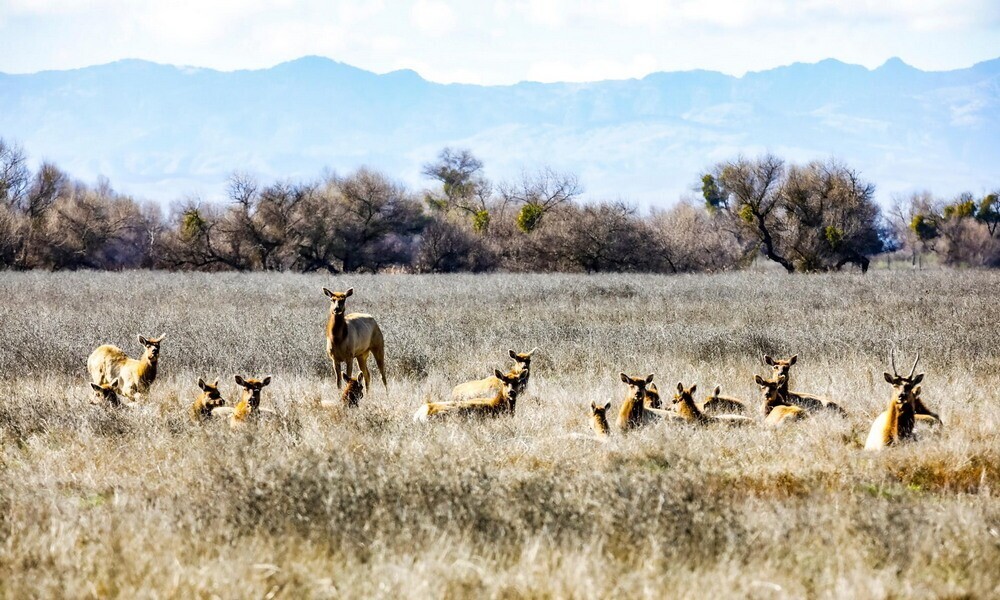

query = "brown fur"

[
  {"left": 700, "top": 386, "right": 748, "bottom": 415},
  {"left": 866, "top": 353, "right": 929, "bottom": 450},
  {"left": 673, "top": 382, "right": 752, "bottom": 426},
  {"left": 451, "top": 347, "right": 538, "bottom": 400},
  {"left": 87, "top": 334, "right": 164, "bottom": 401},
  {"left": 229, "top": 375, "right": 273, "bottom": 430},
  {"left": 591, "top": 401, "right": 611, "bottom": 439},
  {"left": 415, "top": 369, "right": 526, "bottom": 421},
  {"left": 341, "top": 376, "right": 364, "bottom": 407},
  {"left": 617, "top": 373, "right": 656, "bottom": 432},
  {"left": 190, "top": 378, "right": 226, "bottom": 422},
  {"left": 90, "top": 378, "right": 122, "bottom": 407},
  {"left": 754, "top": 375, "right": 806, "bottom": 427},
  {"left": 324, "top": 288, "right": 387, "bottom": 390},
  {"left": 764, "top": 354, "right": 845, "bottom": 415}
]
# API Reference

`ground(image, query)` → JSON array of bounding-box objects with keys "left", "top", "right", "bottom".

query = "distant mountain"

[{"left": 0, "top": 56, "right": 997, "bottom": 206}]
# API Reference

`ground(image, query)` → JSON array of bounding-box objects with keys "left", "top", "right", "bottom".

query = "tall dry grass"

[{"left": 0, "top": 270, "right": 998, "bottom": 598}]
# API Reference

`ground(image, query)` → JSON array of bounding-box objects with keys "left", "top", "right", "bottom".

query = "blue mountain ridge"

[{"left": 0, "top": 55, "right": 997, "bottom": 206}]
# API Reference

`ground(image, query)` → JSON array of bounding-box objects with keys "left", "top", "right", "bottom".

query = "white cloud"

[{"left": 411, "top": 0, "right": 458, "bottom": 35}]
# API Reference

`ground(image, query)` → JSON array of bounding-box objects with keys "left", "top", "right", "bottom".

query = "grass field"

[{"left": 1, "top": 270, "right": 999, "bottom": 599}]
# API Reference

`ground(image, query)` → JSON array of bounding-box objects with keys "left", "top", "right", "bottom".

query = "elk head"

[{"left": 322, "top": 287, "right": 354, "bottom": 315}]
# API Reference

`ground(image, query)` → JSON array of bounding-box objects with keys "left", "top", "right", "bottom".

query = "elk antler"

[
  {"left": 890, "top": 349, "right": 898, "bottom": 378},
  {"left": 908, "top": 351, "right": 920, "bottom": 379}
]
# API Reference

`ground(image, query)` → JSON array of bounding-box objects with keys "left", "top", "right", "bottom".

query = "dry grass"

[{"left": 1, "top": 270, "right": 999, "bottom": 599}]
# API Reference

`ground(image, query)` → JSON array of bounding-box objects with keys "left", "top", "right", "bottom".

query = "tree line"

[{"left": 0, "top": 138, "right": 996, "bottom": 273}]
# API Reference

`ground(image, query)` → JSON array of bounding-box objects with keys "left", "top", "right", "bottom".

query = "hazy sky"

[{"left": 1, "top": 0, "right": 998, "bottom": 83}]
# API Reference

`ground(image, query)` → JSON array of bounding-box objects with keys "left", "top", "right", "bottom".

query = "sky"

[{"left": 1, "top": 0, "right": 998, "bottom": 84}]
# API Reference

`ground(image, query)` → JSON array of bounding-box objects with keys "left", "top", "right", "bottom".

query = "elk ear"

[
  {"left": 110, "top": 377, "right": 120, "bottom": 389},
  {"left": 754, "top": 375, "right": 765, "bottom": 386},
  {"left": 690, "top": 384, "right": 697, "bottom": 395},
  {"left": 591, "top": 401, "right": 597, "bottom": 410},
  {"left": 619, "top": 372, "right": 629, "bottom": 384},
  {"left": 213, "top": 379, "right": 219, "bottom": 388},
  {"left": 764, "top": 355, "right": 775, "bottom": 366},
  {"left": 198, "top": 378, "right": 207, "bottom": 391},
  {"left": 345, "top": 288, "right": 354, "bottom": 297},
  {"left": 91, "top": 382, "right": 103, "bottom": 392},
  {"left": 645, "top": 374, "right": 654, "bottom": 384},
  {"left": 714, "top": 386, "right": 721, "bottom": 397},
  {"left": 604, "top": 401, "right": 611, "bottom": 411},
  {"left": 528, "top": 347, "right": 540, "bottom": 356},
  {"left": 495, "top": 369, "right": 504, "bottom": 379},
  {"left": 676, "top": 382, "right": 684, "bottom": 393},
  {"left": 235, "top": 375, "right": 246, "bottom": 386},
  {"left": 912, "top": 373, "right": 924, "bottom": 385},
  {"left": 261, "top": 376, "right": 272, "bottom": 387},
  {"left": 138, "top": 335, "right": 148, "bottom": 345},
  {"left": 789, "top": 355, "right": 797, "bottom": 365},
  {"left": 323, "top": 287, "right": 335, "bottom": 298},
  {"left": 508, "top": 349, "right": 517, "bottom": 359},
  {"left": 883, "top": 372, "right": 894, "bottom": 384}
]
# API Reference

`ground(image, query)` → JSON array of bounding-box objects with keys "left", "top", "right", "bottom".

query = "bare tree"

[{"left": 0, "top": 139, "right": 30, "bottom": 211}]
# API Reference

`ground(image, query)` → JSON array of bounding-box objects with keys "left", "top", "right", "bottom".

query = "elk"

[
  {"left": 672, "top": 382, "right": 752, "bottom": 426},
  {"left": 644, "top": 382, "right": 663, "bottom": 409},
  {"left": 865, "top": 352, "right": 932, "bottom": 451},
  {"left": 90, "top": 378, "right": 122, "bottom": 407},
  {"left": 591, "top": 401, "right": 612, "bottom": 440},
  {"left": 228, "top": 375, "right": 274, "bottom": 430},
  {"left": 190, "top": 378, "right": 227, "bottom": 422},
  {"left": 701, "top": 386, "right": 748, "bottom": 415},
  {"left": 762, "top": 354, "right": 845, "bottom": 415},
  {"left": 87, "top": 334, "right": 165, "bottom": 401},
  {"left": 323, "top": 288, "right": 387, "bottom": 391},
  {"left": 754, "top": 375, "right": 807, "bottom": 427},
  {"left": 617, "top": 373, "right": 658, "bottom": 431},
  {"left": 451, "top": 347, "right": 539, "bottom": 401},
  {"left": 414, "top": 369, "right": 527, "bottom": 422},
  {"left": 341, "top": 376, "right": 364, "bottom": 407}
]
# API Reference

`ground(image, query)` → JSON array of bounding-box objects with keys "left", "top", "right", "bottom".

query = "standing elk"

[
  {"left": 452, "top": 347, "right": 539, "bottom": 401},
  {"left": 865, "top": 352, "right": 936, "bottom": 450},
  {"left": 414, "top": 369, "right": 527, "bottom": 422},
  {"left": 87, "top": 334, "right": 165, "bottom": 402},
  {"left": 671, "top": 382, "right": 752, "bottom": 426},
  {"left": 763, "top": 354, "right": 846, "bottom": 415},
  {"left": 323, "top": 288, "right": 387, "bottom": 391},
  {"left": 754, "top": 375, "right": 807, "bottom": 427}
]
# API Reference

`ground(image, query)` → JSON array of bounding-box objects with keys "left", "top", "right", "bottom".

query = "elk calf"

[
  {"left": 763, "top": 354, "right": 845, "bottom": 416},
  {"left": 701, "top": 386, "right": 748, "bottom": 415},
  {"left": 754, "top": 375, "right": 807, "bottom": 427},
  {"left": 190, "top": 378, "right": 227, "bottom": 422},
  {"left": 87, "top": 334, "right": 165, "bottom": 401},
  {"left": 90, "top": 378, "right": 122, "bottom": 407},
  {"left": 617, "top": 373, "right": 658, "bottom": 432},
  {"left": 229, "top": 375, "right": 274, "bottom": 430},
  {"left": 591, "top": 401, "right": 611, "bottom": 440},
  {"left": 672, "top": 382, "right": 752, "bottom": 426},
  {"left": 341, "top": 376, "right": 364, "bottom": 407},
  {"left": 414, "top": 369, "right": 526, "bottom": 422}
]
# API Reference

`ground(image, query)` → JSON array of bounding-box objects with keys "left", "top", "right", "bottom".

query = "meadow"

[{"left": 0, "top": 270, "right": 998, "bottom": 599}]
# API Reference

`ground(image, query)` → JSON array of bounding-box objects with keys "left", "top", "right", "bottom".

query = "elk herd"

[{"left": 85, "top": 287, "right": 941, "bottom": 450}]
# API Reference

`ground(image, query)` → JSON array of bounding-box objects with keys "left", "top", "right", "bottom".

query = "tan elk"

[
  {"left": 762, "top": 354, "right": 846, "bottom": 415},
  {"left": 590, "top": 401, "right": 612, "bottom": 440},
  {"left": 754, "top": 375, "right": 807, "bottom": 427},
  {"left": 414, "top": 369, "right": 527, "bottom": 422},
  {"left": 90, "top": 378, "right": 122, "bottom": 408},
  {"left": 865, "top": 352, "right": 937, "bottom": 451},
  {"left": 190, "top": 378, "right": 227, "bottom": 422},
  {"left": 672, "top": 382, "right": 752, "bottom": 426},
  {"left": 452, "top": 347, "right": 539, "bottom": 401},
  {"left": 228, "top": 375, "right": 274, "bottom": 430},
  {"left": 617, "top": 373, "right": 658, "bottom": 431},
  {"left": 701, "top": 386, "right": 748, "bottom": 415},
  {"left": 87, "top": 334, "right": 165, "bottom": 402},
  {"left": 323, "top": 288, "right": 387, "bottom": 391}
]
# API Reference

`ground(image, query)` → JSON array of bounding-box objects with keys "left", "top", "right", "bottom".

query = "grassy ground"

[{"left": 0, "top": 270, "right": 998, "bottom": 599}]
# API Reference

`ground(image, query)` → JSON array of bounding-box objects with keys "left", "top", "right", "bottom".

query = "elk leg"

[
  {"left": 333, "top": 359, "right": 343, "bottom": 388},
  {"left": 344, "top": 356, "right": 354, "bottom": 387},
  {"left": 357, "top": 351, "right": 372, "bottom": 390}
]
